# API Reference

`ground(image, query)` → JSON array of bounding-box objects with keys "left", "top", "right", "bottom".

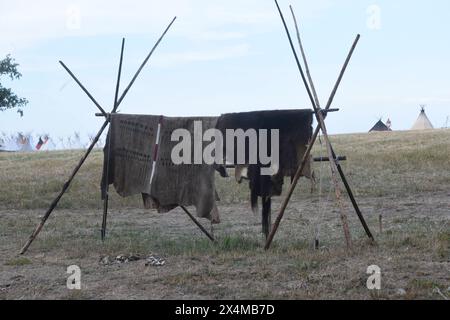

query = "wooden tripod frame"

[
  {"left": 20, "top": 17, "right": 215, "bottom": 255},
  {"left": 265, "top": 1, "right": 375, "bottom": 250}
]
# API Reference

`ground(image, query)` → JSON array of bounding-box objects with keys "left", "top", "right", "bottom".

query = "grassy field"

[{"left": 0, "top": 129, "right": 449, "bottom": 299}]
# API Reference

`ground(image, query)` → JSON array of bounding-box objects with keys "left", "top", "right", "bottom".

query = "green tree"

[{"left": 0, "top": 55, "right": 28, "bottom": 116}]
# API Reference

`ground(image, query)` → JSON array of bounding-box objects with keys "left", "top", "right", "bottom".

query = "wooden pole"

[
  {"left": 265, "top": 128, "right": 317, "bottom": 250},
  {"left": 114, "top": 16, "right": 177, "bottom": 111},
  {"left": 59, "top": 61, "right": 108, "bottom": 117},
  {"left": 20, "top": 121, "right": 109, "bottom": 254},
  {"left": 265, "top": 1, "right": 360, "bottom": 250},
  {"left": 290, "top": 5, "right": 321, "bottom": 110},
  {"left": 180, "top": 206, "right": 215, "bottom": 242},
  {"left": 62, "top": 16, "right": 176, "bottom": 118},
  {"left": 102, "top": 38, "right": 125, "bottom": 241}
]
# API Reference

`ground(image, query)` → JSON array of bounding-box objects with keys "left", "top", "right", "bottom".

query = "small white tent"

[
  {"left": 411, "top": 106, "right": 434, "bottom": 130},
  {"left": 0, "top": 133, "right": 52, "bottom": 152},
  {"left": 16, "top": 133, "right": 34, "bottom": 152}
]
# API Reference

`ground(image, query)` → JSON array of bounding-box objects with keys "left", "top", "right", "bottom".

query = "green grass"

[{"left": 4, "top": 257, "right": 32, "bottom": 266}]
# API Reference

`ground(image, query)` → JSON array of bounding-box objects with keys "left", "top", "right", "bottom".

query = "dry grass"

[
  {"left": 0, "top": 129, "right": 449, "bottom": 300},
  {"left": 1, "top": 129, "right": 449, "bottom": 209}
]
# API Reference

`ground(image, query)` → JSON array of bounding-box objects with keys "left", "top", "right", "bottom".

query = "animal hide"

[
  {"left": 215, "top": 109, "right": 313, "bottom": 237},
  {"left": 101, "top": 114, "right": 220, "bottom": 223}
]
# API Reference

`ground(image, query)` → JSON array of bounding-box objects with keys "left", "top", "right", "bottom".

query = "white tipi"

[
  {"left": 16, "top": 133, "right": 34, "bottom": 152},
  {"left": 411, "top": 106, "right": 434, "bottom": 130}
]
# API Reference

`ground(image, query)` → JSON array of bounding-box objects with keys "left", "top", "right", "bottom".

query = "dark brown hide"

[{"left": 216, "top": 109, "right": 313, "bottom": 237}]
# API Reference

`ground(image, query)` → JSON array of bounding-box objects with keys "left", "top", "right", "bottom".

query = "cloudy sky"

[{"left": 1, "top": 0, "right": 449, "bottom": 145}]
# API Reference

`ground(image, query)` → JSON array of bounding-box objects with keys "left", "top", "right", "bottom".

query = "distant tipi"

[
  {"left": 411, "top": 106, "right": 434, "bottom": 130},
  {"left": 369, "top": 119, "right": 391, "bottom": 132},
  {"left": 386, "top": 118, "right": 392, "bottom": 130},
  {"left": 16, "top": 133, "right": 34, "bottom": 152}
]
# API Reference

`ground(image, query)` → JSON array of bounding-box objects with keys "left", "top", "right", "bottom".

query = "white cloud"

[
  {"left": 0, "top": 0, "right": 336, "bottom": 53},
  {"left": 0, "top": 1, "right": 263, "bottom": 50}
]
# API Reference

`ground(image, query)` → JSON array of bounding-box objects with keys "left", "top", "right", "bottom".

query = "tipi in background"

[
  {"left": 369, "top": 119, "right": 392, "bottom": 132},
  {"left": 16, "top": 133, "right": 34, "bottom": 152},
  {"left": 386, "top": 118, "right": 392, "bottom": 130},
  {"left": 411, "top": 105, "right": 434, "bottom": 130}
]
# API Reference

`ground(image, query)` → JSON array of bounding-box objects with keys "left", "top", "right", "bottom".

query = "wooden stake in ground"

[{"left": 20, "top": 17, "right": 177, "bottom": 254}]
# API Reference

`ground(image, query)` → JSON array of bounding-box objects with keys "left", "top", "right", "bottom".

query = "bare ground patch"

[{"left": 1, "top": 192, "right": 448, "bottom": 300}]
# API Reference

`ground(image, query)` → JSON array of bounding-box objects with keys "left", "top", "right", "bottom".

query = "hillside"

[{"left": 1, "top": 129, "right": 449, "bottom": 210}]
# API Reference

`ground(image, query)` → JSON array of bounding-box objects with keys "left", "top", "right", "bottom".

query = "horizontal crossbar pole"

[{"left": 96, "top": 108, "right": 340, "bottom": 118}]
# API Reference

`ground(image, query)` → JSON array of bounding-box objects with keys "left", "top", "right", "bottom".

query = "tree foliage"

[{"left": 0, "top": 55, "right": 28, "bottom": 115}]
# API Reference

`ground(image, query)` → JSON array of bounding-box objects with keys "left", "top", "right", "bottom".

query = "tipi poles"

[
  {"left": 114, "top": 16, "right": 177, "bottom": 111},
  {"left": 289, "top": 6, "right": 374, "bottom": 242},
  {"left": 20, "top": 121, "right": 109, "bottom": 254},
  {"left": 20, "top": 17, "right": 177, "bottom": 254},
  {"left": 102, "top": 38, "right": 125, "bottom": 241},
  {"left": 269, "top": 0, "right": 352, "bottom": 249},
  {"left": 266, "top": 1, "right": 364, "bottom": 250},
  {"left": 289, "top": 5, "right": 320, "bottom": 109}
]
